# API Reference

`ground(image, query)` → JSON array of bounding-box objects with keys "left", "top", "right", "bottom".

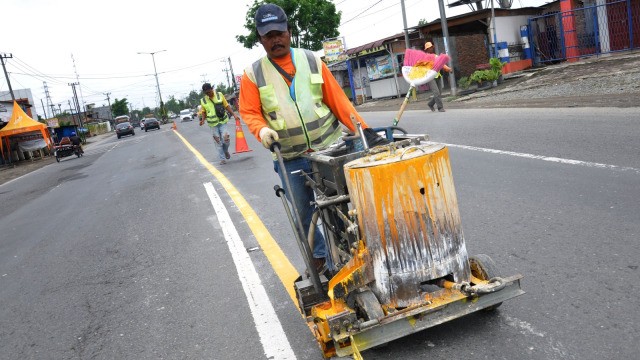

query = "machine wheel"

[
  {"left": 354, "top": 289, "right": 384, "bottom": 321},
  {"left": 469, "top": 254, "right": 502, "bottom": 311}
]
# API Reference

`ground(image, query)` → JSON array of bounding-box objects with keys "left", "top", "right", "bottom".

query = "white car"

[{"left": 179, "top": 109, "right": 192, "bottom": 122}]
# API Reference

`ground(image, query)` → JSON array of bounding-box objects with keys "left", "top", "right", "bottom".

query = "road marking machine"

[
  {"left": 271, "top": 124, "right": 524, "bottom": 358},
  {"left": 271, "top": 50, "right": 523, "bottom": 358}
]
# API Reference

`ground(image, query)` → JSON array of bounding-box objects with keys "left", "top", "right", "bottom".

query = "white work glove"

[{"left": 259, "top": 127, "right": 279, "bottom": 149}]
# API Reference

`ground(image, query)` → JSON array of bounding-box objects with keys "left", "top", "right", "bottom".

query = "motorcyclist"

[{"left": 69, "top": 132, "right": 83, "bottom": 154}]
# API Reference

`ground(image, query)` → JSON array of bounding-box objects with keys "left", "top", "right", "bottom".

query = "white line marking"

[
  {"left": 427, "top": 141, "right": 640, "bottom": 174},
  {"left": 203, "top": 182, "right": 296, "bottom": 360}
]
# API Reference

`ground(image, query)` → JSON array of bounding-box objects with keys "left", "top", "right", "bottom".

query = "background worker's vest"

[
  {"left": 201, "top": 92, "right": 228, "bottom": 127},
  {"left": 244, "top": 48, "right": 341, "bottom": 160}
]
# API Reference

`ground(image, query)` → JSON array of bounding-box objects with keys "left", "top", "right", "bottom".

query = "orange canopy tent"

[{"left": 0, "top": 101, "right": 52, "bottom": 161}]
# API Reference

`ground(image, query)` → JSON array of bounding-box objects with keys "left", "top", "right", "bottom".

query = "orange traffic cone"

[
  {"left": 233, "top": 118, "right": 252, "bottom": 154},
  {"left": 171, "top": 121, "right": 177, "bottom": 130}
]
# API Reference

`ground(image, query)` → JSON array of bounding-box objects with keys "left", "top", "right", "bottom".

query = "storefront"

[{"left": 346, "top": 45, "right": 410, "bottom": 103}]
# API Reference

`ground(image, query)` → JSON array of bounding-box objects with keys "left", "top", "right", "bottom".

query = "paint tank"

[{"left": 344, "top": 144, "right": 470, "bottom": 307}]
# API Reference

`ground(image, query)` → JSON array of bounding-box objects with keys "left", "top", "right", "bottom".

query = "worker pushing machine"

[
  {"left": 239, "top": 4, "right": 524, "bottom": 359},
  {"left": 238, "top": 3, "right": 388, "bottom": 273}
]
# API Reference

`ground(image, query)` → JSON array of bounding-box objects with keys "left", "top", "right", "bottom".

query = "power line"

[{"left": 341, "top": 0, "right": 384, "bottom": 25}]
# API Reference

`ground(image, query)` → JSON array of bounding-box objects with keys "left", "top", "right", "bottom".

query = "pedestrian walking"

[
  {"left": 424, "top": 42, "right": 451, "bottom": 112},
  {"left": 199, "top": 83, "right": 239, "bottom": 164},
  {"left": 238, "top": 3, "right": 388, "bottom": 273}
]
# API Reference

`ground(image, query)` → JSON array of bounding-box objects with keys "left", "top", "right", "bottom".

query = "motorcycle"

[
  {"left": 53, "top": 140, "right": 83, "bottom": 162},
  {"left": 73, "top": 144, "right": 83, "bottom": 157}
]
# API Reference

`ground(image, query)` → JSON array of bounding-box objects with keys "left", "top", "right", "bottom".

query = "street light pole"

[{"left": 137, "top": 50, "right": 166, "bottom": 121}]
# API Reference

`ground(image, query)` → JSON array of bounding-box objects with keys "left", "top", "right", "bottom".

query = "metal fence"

[{"left": 528, "top": 0, "right": 640, "bottom": 65}]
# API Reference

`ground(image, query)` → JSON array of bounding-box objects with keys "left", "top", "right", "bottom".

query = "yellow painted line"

[{"left": 173, "top": 130, "right": 300, "bottom": 304}]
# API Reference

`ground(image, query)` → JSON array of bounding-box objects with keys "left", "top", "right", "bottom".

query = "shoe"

[
  {"left": 438, "top": 108, "right": 446, "bottom": 112},
  {"left": 429, "top": 105, "right": 436, "bottom": 112},
  {"left": 224, "top": 150, "right": 231, "bottom": 159},
  {"left": 312, "top": 257, "right": 325, "bottom": 272},
  {"left": 219, "top": 160, "right": 226, "bottom": 165},
  {"left": 304, "top": 257, "right": 327, "bottom": 278}
]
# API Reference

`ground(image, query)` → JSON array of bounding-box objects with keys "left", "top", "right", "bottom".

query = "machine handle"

[
  {"left": 269, "top": 141, "right": 281, "bottom": 153},
  {"left": 274, "top": 185, "right": 285, "bottom": 198}
]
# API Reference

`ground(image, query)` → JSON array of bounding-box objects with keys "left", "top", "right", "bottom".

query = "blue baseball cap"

[{"left": 255, "top": 4, "right": 288, "bottom": 36}]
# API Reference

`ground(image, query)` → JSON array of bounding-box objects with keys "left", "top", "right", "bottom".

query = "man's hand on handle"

[{"left": 259, "top": 127, "right": 279, "bottom": 149}]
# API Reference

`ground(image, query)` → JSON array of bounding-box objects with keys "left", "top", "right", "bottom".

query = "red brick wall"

[{"left": 452, "top": 33, "right": 490, "bottom": 77}]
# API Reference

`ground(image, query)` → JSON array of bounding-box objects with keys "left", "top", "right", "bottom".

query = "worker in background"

[
  {"left": 424, "top": 41, "right": 451, "bottom": 112},
  {"left": 238, "top": 3, "right": 388, "bottom": 273},
  {"left": 69, "top": 131, "right": 83, "bottom": 154},
  {"left": 199, "top": 83, "right": 240, "bottom": 165}
]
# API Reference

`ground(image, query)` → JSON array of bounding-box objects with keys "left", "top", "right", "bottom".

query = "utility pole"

[
  {"left": 1, "top": 53, "right": 16, "bottom": 101},
  {"left": 68, "top": 100, "right": 76, "bottom": 124},
  {"left": 228, "top": 57, "right": 238, "bottom": 92},
  {"left": 41, "top": 98, "right": 48, "bottom": 119},
  {"left": 104, "top": 92, "right": 113, "bottom": 122},
  {"left": 57, "top": 104, "right": 62, "bottom": 116},
  {"left": 43, "top": 81, "right": 56, "bottom": 116},
  {"left": 437, "top": 0, "right": 457, "bottom": 96},
  {"left": 138, "top": 50, "right": 166, "bottom": 121},
  {"left": 400, "top": 0, "right": 410, "bottom": 49},
  {"left": 69, "top": 82, "right": 85, "bottom": 142},
  {"left": 490, "top": 0, "right": 498, "bottom": 58},
  {"left": 71, "top": 54, "right": 87, "bottom": 114},
  {"left": 221, "top": 66, "right": 231, "bottom": 90}
]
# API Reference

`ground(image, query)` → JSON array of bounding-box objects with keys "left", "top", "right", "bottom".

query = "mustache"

[{"left": 271, "top": 44, "right": 285, "bottom": 51}]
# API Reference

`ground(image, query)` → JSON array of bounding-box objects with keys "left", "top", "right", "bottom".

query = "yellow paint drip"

[{"left": 344, "top": 144, "right": 470, "bottom": 307}]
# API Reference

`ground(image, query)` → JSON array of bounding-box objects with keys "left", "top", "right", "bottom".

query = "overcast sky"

[{"left": 1, "top": 0, "right": 549, "bottom": 116}]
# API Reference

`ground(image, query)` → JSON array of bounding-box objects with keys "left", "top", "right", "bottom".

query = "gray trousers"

[{"left": 427, "top": 79, "right": 443, "bottom": 110}]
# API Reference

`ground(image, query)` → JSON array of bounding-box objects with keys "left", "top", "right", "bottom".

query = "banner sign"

[
  {"left": 365, "top": 55, "right": 394, "bottom": 81},
  {"left": 323, "top": 38, "right": 347, "bottom": 64},
  {"left": 47, "top": 118, "right": 60, "bottom": 128}
]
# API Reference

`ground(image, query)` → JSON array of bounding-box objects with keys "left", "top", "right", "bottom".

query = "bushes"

[
  {"left": 468, "top": 58, "right": 504, "bottom": 86},
  {"left": 458, "top": 76, "right": 472, "bottom": 90}
]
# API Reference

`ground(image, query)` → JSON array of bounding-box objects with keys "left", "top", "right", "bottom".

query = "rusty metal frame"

[{"left": 331, "top": 275, "right": 524, "bottom": 357}]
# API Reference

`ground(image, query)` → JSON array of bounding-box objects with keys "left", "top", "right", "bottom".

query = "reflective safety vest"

[
  {"left": 244, "top": 48, "right": 341, "bottom": 160},
  {"left": 200, "top": 92, "right": 229, "bottom": 127}
]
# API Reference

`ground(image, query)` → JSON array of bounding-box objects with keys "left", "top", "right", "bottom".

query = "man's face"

[
  {"left": 259, "top": 30, "right": 291, "bottom": 59},
  {"left": 205, "top": 89, "right": 214, "bottom": 97}
]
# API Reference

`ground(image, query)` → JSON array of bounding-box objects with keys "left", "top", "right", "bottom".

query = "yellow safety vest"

[
  {"left": 244, "top": 48, "right": 341, "bottom": 160},
  {"left": 200, "top": 92, "right": 228, "bottom": 127}
]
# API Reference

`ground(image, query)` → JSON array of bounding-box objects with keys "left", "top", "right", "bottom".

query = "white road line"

[
  {"left": 427, "top": 141, "right": 640, "bottom": 174},
  {"left": 203, "top": 182, "right": 296, "bottom": 360}
]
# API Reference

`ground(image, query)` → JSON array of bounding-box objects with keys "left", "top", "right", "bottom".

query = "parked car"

[
  {"left": 179, "top": 109, "right": 192, "bottom": 122},
  {"left": 144, "top": 118, "right": 160, "bottom": 131},
  {"left": 115, "top": 122, "right": 135, "bottom": 139}
]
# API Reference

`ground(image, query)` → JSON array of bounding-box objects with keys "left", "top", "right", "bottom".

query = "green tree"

[
  {"left": 236, "top": 0, "right": 341, "bottom": 51},
  {"left": 186, "top": 90, "right": 200, "bottom": 108},
  {"left": 112, "top": 98, "right": 129, "bottom": 117},
  {"left": 166, "top": 96, "right": 180, "bottom": 114},
  {"left": 215, "top": 82, "right": 233, "bottom": 95},
  {"left": 418, "top": 18, "right": 428, "bottom": 26}
]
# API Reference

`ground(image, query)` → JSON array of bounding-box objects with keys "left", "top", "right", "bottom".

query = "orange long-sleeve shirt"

[{"left": 239, "top": 52, "right": 370, "bottom": 142}]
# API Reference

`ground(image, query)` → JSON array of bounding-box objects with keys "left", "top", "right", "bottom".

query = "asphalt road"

[{"left": 1, "top": 108, "right": 639, "bottom": 359}]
